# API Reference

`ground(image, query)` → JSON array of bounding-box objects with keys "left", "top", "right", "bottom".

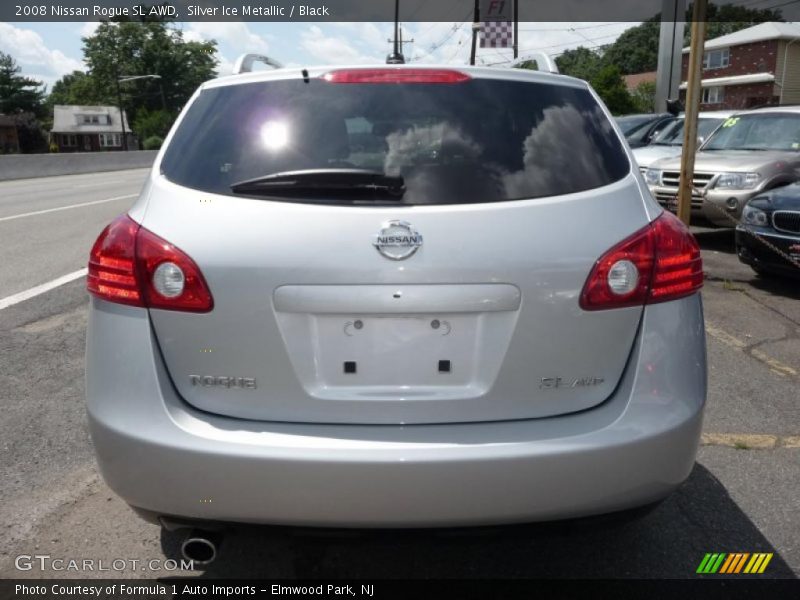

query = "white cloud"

[
  {"left": 0, "top": 23, "right": 84, "bottom": 88},
  {"left": 214, "top": 54, "right": 236, "bottom": 77},
  {"left": 300, "top": 25, "right": 383, "bottom": 65},
  {"left": 186, "top": 22, "right": 270, "bottom": 54},
  {"left": 183, "top": 22, "right": 273, "bottom": 77},
  {"left": 79, "top": 21, "right": 100, "bottom": 38}
]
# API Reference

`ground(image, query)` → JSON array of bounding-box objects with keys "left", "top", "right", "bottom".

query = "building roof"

[
  {"left": 623, "top": 71, "right": 657, "bottom": 91},
  {"left": 679, "top": 72, "right": 775, "bottom": 89},
  {"left": 51, "top": 105, "right": 130, "bottom": 134},
  {"left": 683, "top": 22, "right": 800, "bottom": 53}
]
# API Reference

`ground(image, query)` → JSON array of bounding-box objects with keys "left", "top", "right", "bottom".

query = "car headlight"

[
  {"left": 644, "top": 168, "right": 661, "bottom": 186},
  {"left": 715, "top": 172, "right": 761, "bottom": 190},
  {"left": 741, "top": 204, "right": 768, "bottom": 226}
]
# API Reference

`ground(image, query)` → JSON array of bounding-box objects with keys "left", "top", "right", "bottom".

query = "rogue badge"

[{"left": 373, "top": 220, "right": 423, "bottom": 261}]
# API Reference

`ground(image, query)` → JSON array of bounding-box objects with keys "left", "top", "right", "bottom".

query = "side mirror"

[{"left": 696, "top": 136, "right": 705, "bottom": 148}]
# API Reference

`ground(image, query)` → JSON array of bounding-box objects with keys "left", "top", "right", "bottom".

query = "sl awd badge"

[{"left": 373, "top": 220, "right": 423, "bottom": 260}]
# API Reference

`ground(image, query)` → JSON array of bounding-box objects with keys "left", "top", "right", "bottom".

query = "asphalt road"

[{"left": 0, "top": 170, "right": 798, "bottom": 580}]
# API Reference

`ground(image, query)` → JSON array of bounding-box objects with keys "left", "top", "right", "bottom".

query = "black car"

[
  {"left": 736, "top": 183, "right": 800, "bottom": 278},
  {"left": 615, "top": 113, "right": 676, "bottom": 148}
]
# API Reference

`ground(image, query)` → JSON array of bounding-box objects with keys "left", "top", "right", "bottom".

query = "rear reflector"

[
  {"left": 322, "top": 69, "right": 470, "bottom": 84},
  {"left": 88, "top": 214, "right": 213, "bottom": 312},
  {"left": 580, "top": 211, "right": 703, "bottom": 311}
]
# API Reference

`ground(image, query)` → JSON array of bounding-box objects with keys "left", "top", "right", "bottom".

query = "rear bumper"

[{"left": 86, "top": 296, "right": 707, "bottom": 527}]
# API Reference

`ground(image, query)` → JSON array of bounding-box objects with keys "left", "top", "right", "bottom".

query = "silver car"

[
  {"left": 632, "top": 110, "right": 736, "bottom": 171},
  {"left": 646, "top": 106, "right": 800, "bottom": 226},
  {"left": 85, "top": 61, "right": 706, "bottom": 553}
]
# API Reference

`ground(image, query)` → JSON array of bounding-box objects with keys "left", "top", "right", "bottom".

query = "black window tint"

[{"left": 161, "top": 77, "right": 629, "bottom": 205}]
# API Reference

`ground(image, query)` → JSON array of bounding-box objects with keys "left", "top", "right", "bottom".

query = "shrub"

[{"left": 143, "top": 135, "right": 163, "bottom": 150}]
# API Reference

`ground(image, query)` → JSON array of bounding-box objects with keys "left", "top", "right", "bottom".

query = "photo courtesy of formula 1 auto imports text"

[{"left": 1, "top": 0, "right": 799, "bottom": 598}]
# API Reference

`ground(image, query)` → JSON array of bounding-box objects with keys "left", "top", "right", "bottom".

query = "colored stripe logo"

[{"left": 697, "top": 553, "right": 773, "bottom": 574}]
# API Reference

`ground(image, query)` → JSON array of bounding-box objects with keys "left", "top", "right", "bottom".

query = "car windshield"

[
  {"left": 615, "top": 115, "right": 654, "bottom": 135},
  {"left": 160, "top": 76, "right": 629, "bottom": 205},
  {"left": 702, "top": 113, "right": 800, "bottom": 152},
  {"left": 652, "top": 117, "right": 726, "bottom": 146}
]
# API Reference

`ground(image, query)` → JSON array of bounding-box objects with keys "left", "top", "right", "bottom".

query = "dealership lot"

[{"left": 0, "top": 170, "right": 797, "bottom": 579}]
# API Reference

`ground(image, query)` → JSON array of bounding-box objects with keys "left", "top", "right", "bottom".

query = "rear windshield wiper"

[{"left": 231, "top": 169, "right": 405, "bottom": 198}]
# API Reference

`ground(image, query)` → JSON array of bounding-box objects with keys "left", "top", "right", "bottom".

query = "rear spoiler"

[
  {"left": 233, "top": 53, "right": 284, "bottom": 74},
  {"left": 510, "top": 52, "right": 559, "bottom": 74}
]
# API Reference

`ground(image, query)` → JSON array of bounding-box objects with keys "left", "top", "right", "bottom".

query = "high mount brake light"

[
  {"left": 87, "top": 214, "right": 214, "bottom": 312},
  {"left": 322, "top": 69, "right": 471, "bottom": 84},
  {"left": 580, "top": 211, "right": 703, "bottom": 311}
]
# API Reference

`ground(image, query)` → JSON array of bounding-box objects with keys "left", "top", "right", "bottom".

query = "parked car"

[
  {"left": 737, "top": 183, "right": 800, "bottom": 278},
  {"left": 645, "top": 106, "right": 800, "bottom": 226},
  {"left": 615, "top": 113, "right": 676, "bottom": 148},
  {"left": 86, "top": 59, "right": 706, "bottom": 562},
  {"left": 632, "top": 110, "right": 735, "bottom": 171}
]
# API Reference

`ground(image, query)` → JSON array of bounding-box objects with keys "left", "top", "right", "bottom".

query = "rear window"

[{"left": 161, "top": 76, "right": 629, "bottom": 205}]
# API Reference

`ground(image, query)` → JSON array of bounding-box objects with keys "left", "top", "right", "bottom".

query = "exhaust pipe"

[{"left": 180, "top": 529, "right": 222, "bottom": 567}]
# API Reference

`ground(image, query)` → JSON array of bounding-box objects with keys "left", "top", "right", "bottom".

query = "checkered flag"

[{"left": 480, "top": 21, "right": 512, "bottom": 49}]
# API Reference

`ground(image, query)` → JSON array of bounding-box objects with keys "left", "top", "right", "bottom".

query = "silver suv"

[
  {"left": 85, "top": 59, "right": 706, "bottom": 552},
  {"left": 645, "top": 106, "right": 800, "bottom": 226}
]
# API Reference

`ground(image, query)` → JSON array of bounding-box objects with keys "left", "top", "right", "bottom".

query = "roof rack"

[
  {"left": 232, "top": 53, "right": 284, "bottom": 75},
  {"left": 510, "top": 52, "right": 559, "bottom": 74}
]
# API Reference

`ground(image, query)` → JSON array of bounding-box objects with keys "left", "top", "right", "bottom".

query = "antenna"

[{"left": 386, "top": 0, "right": 405, "bottom": 64}]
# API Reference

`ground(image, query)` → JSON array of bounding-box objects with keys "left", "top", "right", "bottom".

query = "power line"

[
  {"left": 410, "top": 15, "right": 472, "bottom": 61},
  {"left": 483, "top": 32, "right": 623, "bottom": 66}
]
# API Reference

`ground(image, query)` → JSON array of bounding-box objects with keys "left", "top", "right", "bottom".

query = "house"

[
  {"left": 623, "top": 71, "right": 657, "bottom": 93},
  {"left": 679, "top": 22, "right": 800, "bottom": 110},
  {"left": 50, "top": 105, "right": 136, "bottom": 152},
  {"left": 0, "top": 114, "right": 20, "bottom": 154}
]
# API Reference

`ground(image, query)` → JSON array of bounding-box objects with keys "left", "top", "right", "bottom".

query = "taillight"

[
  {"left": 580, "top": 211, "right": 702, "bottom": 311},
  {"left": 87, "top": 215, "right": 213, "bottom": 312},
  {"left": 322, "top": 68, "right": 470, "bottom": 84}
]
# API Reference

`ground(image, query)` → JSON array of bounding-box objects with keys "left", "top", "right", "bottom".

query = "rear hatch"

[{"left": 142, "top": 68, "right": 649, "bottom": 425}]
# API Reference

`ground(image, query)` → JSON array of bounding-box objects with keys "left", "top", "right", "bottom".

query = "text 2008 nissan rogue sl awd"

[{"left": 86, "top": 60, "right": 707, "bottom": 542}]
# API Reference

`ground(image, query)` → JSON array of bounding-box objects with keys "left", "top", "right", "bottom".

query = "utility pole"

[
  {"left": 655, "top": 0, "right": 686, "bottom": 113},
  {"left": 119, "top": 74, "right": 166, "bottom": 111},
  {"left": 114, "top": 74, "right": 128, "bottom": 152},
  {"left": 469, "top": 0, "right": 480, "bottom": 66},
  {"left": 677, "top": 0, "right": 707, "bottom": 226},
  {"left": 387, "top": 26, "right": 414, "bottom": 62}
]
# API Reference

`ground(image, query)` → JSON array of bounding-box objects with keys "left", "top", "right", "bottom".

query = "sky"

[{"left": 0, "top": 20, "right": 637, "bottom": 90}]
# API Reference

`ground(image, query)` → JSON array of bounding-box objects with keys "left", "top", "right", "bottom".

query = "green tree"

[
  {"left": 591, "top": 64, "right": 636, "bottom": 115},
  {"left": 133, "top": 107, "right": 173, "bottom": 140},
  {"left": 597, "top": 4, "right": 785, "bottom": 78},
  {"left": 0, "top": 52, "right": 48, "bottom": 153},
  {"left": 555, "top": 47, "right": 605, "bottom": 82},
  {"left": 80, "top": 20, "right": 217, "bottom": 124},
  {"left": 631, "top": 81, "right": 657, "bottom": 113},
  {"left": 692, "top": 3, "right": 784, "bottom": 44},
  {"left": 48, "top": 70, "right": 102, "bottom": 108},
  {"left": 602, "top": 20, "right": 661, "bottom": 76},
  {"left": 0, "top": 51, "right": 46, "bottom": 117}
]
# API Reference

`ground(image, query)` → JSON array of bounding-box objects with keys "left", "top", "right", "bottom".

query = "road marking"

[
  {"left": 705, "top": 321, "right": 797, "bottom": 380},
  {"left": 750, "top": 349, "right": 798, "bottom": 378},
  {"left": 701, "top": 433, "right": 800, "bottom": 449},
  {"left": 0, "top": 194, "right": 136, "bottom": 223},
  {"left": 701, "top": 433, "right": 778, "bottom": 449},
  {"left": 0, "top": 268, "right": 87, "bottom": 311},
  {"left": 705, "top": 323, "right": 747, "bottom": 349}
]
